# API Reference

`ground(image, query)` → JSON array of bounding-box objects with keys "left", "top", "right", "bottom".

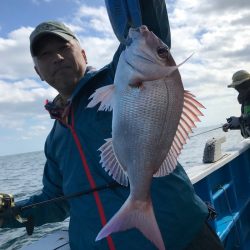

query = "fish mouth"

[{"left": 129, "top": 25, "right": 149, "bottom": 37}]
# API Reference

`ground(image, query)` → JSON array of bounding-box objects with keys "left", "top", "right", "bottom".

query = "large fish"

[{"left": 87, "top": 25, "right": 204, "bottom": 250}]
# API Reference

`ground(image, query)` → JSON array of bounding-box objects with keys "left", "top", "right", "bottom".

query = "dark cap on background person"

[
  {"left": 30, "top": 21, "right": 77, "bottom": 57},
  {"left": 228, "top": 70, "right": 250, "bottom": 88}
]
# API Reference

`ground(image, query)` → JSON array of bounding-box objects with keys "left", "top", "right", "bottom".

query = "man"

[
  {"left": 0, "top": 1, "right": 224, "bottom": 249},
  {"left": 223, "top": 70, "right": 250, "bottom": 138}
]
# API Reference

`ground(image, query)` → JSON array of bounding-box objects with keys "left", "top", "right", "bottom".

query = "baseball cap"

[
  {"left": 30, "top": 21, "right": 77, "bottom": 56},
  {"left": 228, "top": 70, "right": 250, "bottom": 88}
]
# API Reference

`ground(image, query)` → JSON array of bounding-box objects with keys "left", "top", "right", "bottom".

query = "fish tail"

[{"left": 95, "top": 196, "right": 166, "bottom": 250}]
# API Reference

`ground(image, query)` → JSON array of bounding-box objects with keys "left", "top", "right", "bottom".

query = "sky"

[{"left": 0, "top": 0, "right": 250, "bottom": 156}]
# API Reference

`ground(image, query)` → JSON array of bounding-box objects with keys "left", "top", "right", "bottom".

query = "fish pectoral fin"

[
  {"left": 87, "top": 84, "right": 115, "bottom": 111},
  {"left": 154, "top": 90, "right": 205, "bottom": 178},
  {"left": 99, "top": 138, "right": 128, "bottom": 186}
]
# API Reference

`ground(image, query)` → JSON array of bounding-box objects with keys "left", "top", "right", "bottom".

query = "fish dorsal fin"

[
  {"left": 87, "top": 84, "right": 115, "bottom": 111},
  {"left": 99, "top": 138, "right": 129, "bottom": 186},
  {"left": 154, "top": 90, "right": 204, "bottom": 177}
]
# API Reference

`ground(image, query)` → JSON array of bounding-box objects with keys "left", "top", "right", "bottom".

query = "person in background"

[
  {"left": 223, "top": 70, "right": 250, "bottom": 138},
  {"left": 0, "top": 1, "right": 224, "bottom": 249}
]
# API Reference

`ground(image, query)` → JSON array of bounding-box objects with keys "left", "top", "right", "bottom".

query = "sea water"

[{"left": 0, "top": 126, "right": 244, "bottom": 249}]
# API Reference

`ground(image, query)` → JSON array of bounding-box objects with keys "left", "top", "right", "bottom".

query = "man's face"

[
  {"left": 33, "top": 35, "right": 87, "bottom": 100},
  {"left": 235, "top": 80, "right": 250, "bottom": 93}
]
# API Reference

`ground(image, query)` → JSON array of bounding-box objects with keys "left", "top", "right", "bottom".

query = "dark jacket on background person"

[{"left": 237, "top": 89, "right": 250, "bottom": 138}]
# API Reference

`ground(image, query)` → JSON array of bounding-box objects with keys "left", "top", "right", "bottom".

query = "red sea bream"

[{"left": 87, "top": 25, "right": 204, "bottom": 250}]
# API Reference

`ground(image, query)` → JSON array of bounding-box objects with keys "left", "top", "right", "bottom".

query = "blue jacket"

[{"left": 3, "top": 1, "right": 208, "bottom": 249}]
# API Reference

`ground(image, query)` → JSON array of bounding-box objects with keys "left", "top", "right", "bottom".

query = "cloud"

[
  {"left": 20, "top": 124, "right": 49, "bottom": 140},
  {"left": 0, "top": 3, "right": 117, "bottom": 153},
  {"left": 79, "top": 36, "right": 118, "bottom": 69},
  {"left": 0, "top": 4, "right": 117, "bottom": 79},
  {"left": 169, "top": 0, "right": 250, "bottom": 69},
  {"left": 64, "top": 4, "right": 119, "bottom": 69},
  {"left": 72, "top": 5, "right": 115, "bottom": 37},
  {"left": 0, "top": 27, "right": 36, "bottom": 80},
  {"left": 0, "top": 79, "right": 57, "bottom": 104},
  {"left": 199, "top": 0, "right": 250, "bottom": 12},
  {"left": 0, "top": 78, "right": 57, "bottom": 144},
  {"left": 166, "top": 0, "right": 250, "bottom": 126},
  {"left": 60, "top": 4, "right": 119, "bottom": 69},
  {"left": 1, "top": 1, "right": 250, "bottom": 155},
  {"left": 31, "top": 0, "right": 53, "bottom": 4}
]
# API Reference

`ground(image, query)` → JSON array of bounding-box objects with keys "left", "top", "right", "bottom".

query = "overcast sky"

[{"left": 0, "top": 0, "right": 250, "bottom": 156}]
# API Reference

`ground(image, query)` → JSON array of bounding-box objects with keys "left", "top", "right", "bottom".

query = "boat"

[
  {"left": 190, "top": 138, "right": 250, "bottom": 250},
  {"left": 21, "top": 138, "right": 250, "bottom": 250}
]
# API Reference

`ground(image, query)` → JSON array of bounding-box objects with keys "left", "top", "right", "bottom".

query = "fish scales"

[{"left": 112, "top": 78, "right": 183, "bottom": 177}]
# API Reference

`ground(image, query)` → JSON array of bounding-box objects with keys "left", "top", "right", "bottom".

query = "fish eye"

[{"left": 157, "top": 46, "right": 169, "bottom": 58}]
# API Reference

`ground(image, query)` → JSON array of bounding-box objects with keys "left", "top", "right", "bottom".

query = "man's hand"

[
  {"left": 0, "top": 193, "right": 16, "bottom": 227},
  {"left": 223, "top": 116, "right": 240, "bottom": 132},
  {"left": 222, "top": 122, "right": 230, "bottom": 132}
]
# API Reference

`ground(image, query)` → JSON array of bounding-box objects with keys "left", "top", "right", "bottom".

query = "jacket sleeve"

[
  {"left": 109, "top": 0, "right": 171, "bottom": 75},
  {"left": 2, "top": 138, "right": 69, "bottom": 229},
  {"left": 139, "top": 0, "right": 171, "bottom": 47},
  {"left": 240, "top": 114, "right": 250, "bottom": 138}
]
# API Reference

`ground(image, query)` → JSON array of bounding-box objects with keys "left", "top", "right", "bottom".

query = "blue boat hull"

[{"left": 193, "top": 145, "right": 250, "bottom": 250}]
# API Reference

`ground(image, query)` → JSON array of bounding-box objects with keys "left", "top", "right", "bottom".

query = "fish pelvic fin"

[
  {"left": 99, "top": 138, "right": 128, "bottom": 186},
  {"left": 96, "top": 197, "right": 166, "bottom": 250},
  {"left": 154, "top": 90, "right": 204, "bottom": 177},
  {"left": 87, "top": 84, "right": 115, "bottom": 111},
  {"left": 153, "top": 149, "right": 178, "bottom": 177}
]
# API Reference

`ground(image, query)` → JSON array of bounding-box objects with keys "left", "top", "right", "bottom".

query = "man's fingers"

[{"left": 222, "top": 123, "right": 230, "bottom": 132}]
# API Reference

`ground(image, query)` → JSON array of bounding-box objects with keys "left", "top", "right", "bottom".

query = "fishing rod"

[
  {"left": 20, "top": 182, "right": 120, "bottom": 211},
  {"left": 0, "top": 182, "right": 121, "bottom": 235},
  {"left": 190, "top": 125, "right": 223, "bottom": 138}
]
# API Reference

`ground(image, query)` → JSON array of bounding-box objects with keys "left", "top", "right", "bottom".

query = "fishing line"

[{"left": 190, "top": 126, "right": 223, "bottom": 138}]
